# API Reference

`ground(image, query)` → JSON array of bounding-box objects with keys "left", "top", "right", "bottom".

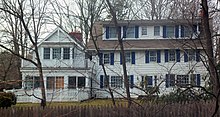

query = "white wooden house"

[
  {"left": 87, "top": 19, "right": 208, "bottom": 98},
  {"left": 16, "top": 27, "right": 94, "bottom": 102}
]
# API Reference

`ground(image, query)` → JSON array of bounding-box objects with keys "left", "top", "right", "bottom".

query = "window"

[
  {"left": 176, "top": 75, "right": 189, "bottom": 87},
  {"left": 63, "top": 48, "right": 70, "bottom": 59},
  {"left": 47, "top": 77, "right": 55, "bottom": 89},
  {"left": 149, "top": 51, "right": 157, "bottom": 62},
  {"left": 72, "top": 48, "right": 75, "bottom": 59},
  {"left": 68, "top": 76, "right": 76, "bottom": 89},
  {"left": 52, "top": 48, "right": 61, "bottom": 59},
  {"left": 183, "top": 26, "right": 193, "bottom": 37},
  {"left": 78, "top": 77, "right": 85, "bottom": 88},
  {"left": 125, "top": 52, "right": 131, "bottom": 63},
  {"left": 56, "top": 77, "right": 64, "bottom": 89},
  {"left": 165, "top": 74, "right": 175, "bottom": 87},
  {"left": 109, "top": 27, "right": 117, "bottom": 38},
  {"left": 154, "top": 26, "right": 160, "bottom": 36},
  {"left": 169, "top": 50, "right": 176, "bottom": 61},
  {"left": 166, "top": 26, "right": 175, "bottom": 37},
  {"left": 141, "top": 76, "right": 153, "bottom": 89},
  {"left": 142, "top": 27, "right": 147, "bottom": 35},
  {"left": 188, "top": 50, "right": 196, "bottom": 61},
  {"left": 103, "top": 53, "right": 110, "bottom": 64},
  {"left": 47, "top": 76, "right": 64, "bottom": 89},
  {"left": 111, "top": 76, "right": 123, "bottom": 88},
  {"left": 43, "top": 48, "right": 50, "bottom": 59},
  {"left": 126, "top": 27, "right": 135, "bottom": 38},
  {"left": 24, "top": 76, "right": 40, "bottom": 89}
]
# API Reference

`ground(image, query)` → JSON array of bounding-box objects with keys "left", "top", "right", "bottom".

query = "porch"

[{"left": 6, "top": 88, "right": 91, "bottom": 103}]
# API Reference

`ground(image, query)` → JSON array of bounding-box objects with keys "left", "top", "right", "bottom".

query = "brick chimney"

[{"left": 69, "top": 32, "right": 83, "bottom": 42}]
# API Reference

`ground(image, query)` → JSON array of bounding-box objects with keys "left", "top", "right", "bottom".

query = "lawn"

[{"left": 13, "top": 99, "right": 130, "bottom": 107}]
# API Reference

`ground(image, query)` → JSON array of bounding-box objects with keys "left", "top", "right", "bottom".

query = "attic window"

[{"left": 52, "top": 48, "right": 61, "bottom": 59}]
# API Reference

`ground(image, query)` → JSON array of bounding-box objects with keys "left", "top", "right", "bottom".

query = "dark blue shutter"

[
  {"left": 165, "top": 74, "right": 169, "bottom": 88},
  {"left": 181, "top": 25, "right": 184, "bottom": 37},
  {"left": 117, "top": 26, "right": 121, "bottom": 38},
  {"left": 120, "top": 53, "right": 122, "bottom": 64},
  {"left": 196, "top": 74, "right": 201, "bottom": 86},
  {"left": 99, "top": 53, "right": 103, "bottom": 65},
  {"left": 165, "top": 49, "right": 168, "bottom": 62},
  {"left": 196, "top": 50, "right": 200, "bottom": 62},
  {"left": 130, "top": 75, "right": 134, "bottom": 88},
  {"left": 163, "top": 26, "right": 167, "bottom": 38},
  {"left": 123, "top": 26, "right": 127, "bottom": 38},
  {"left": 175, "top": 25, "right": 179, "bottom": 38},
  {"left": 148, "top": 76, "right": 153, "bottom": 86},
  {"left": 176, "top": 49, "right": 180, "bottom": 62},
  {"left": 184, "top": 50, "right": 188, "bottom": 62},
  {"left": 100, "top": 75, "right": 104, "bottom": 88},
  {"left": 131, "top": 52, "right": 135, "bottom": 64},
  {"left": 106, "top": 27, "right": 109, "bottom": 39},
  {"left": 145, "top": 50, "right": 149, "bottom": 63},
  {"left": 110, "top": 53, "right": 114, "bottom": 65},
  {"left": 193, "top": 25, "right": 197, "bottom": 33},
  {"left": 135, "top": 26, "right": 139, "bottom": 38},
  {"left": 157, "top": 50, "right": 161, "bottom": 63}
]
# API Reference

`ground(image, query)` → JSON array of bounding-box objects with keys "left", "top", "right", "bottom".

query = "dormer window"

[
  {"left": 154, "top": 26, "right": 160, "bottom": 36},
  {"left": 126, "top": 27, "right": 135, "bottom": 38},
  {"left": 52, "top": 48, "right": 61, "bottom": 59},
  {"left": 166, "top": 26, "right": 175, "bottom": 37},
  {"left": 141, "top": 27, "right": 148, "bottom": 36}
]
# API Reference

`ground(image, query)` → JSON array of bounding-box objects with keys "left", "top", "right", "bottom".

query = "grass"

[{"left": 13, "top": 99, "right": 130, "bottom": 107}]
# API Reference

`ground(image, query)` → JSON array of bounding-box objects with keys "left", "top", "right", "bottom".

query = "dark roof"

[
  {"left": 87, "top": 39, "right": 205, "bottom": 51},
  {"left": 102, "top": 19, "right": 201, "bottom": 26}
]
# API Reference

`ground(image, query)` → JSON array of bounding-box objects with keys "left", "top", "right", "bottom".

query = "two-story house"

[
  {"left": 87, "top": 19, "right": 208, "bottom": 98},
  {"left": 16, "top": 27, "right": 94, "bottom": 102}
]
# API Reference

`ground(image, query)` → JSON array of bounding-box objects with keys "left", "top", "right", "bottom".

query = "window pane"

[
  {"left": 52, "top": 48, "right": 61, "bottom": 59},
  {"left": 56, "top": 77, "right": 64, "bottom": 89},
  {"left": 125, "top": 52, "right": 131, "bottom": 63},
  {"left": 63, "top": 48, "right": 70, "bottom": 59},
  {"left": 177, "top": 75, "right": 189, "bottom": 86},
  {"left": 126, "top": 27, "right": 135, "bottom": 38},
  {"left": 166, "top": 26, "right": 174, "bottom": 37},
  {"left": 188, "top": 50, "right": 196, "bottom": 61},
  {"left": 142, "top": 27, "right": 147, "bottom": 35},
  {"left": 154, "top": 26, "right": 160, "bottom": 36},
  {"left": 34, "top": 77, "right": 40, "bottom": 88},
  {"left": 111, "top": 76, "right": 122, "bottom": 88},
  {"left": 25, "top": 76, "right": 33, "bottom": 89},
  {"left": 78, "top": 77, "right": 85, "bottom": 88},
  {"left": 44, "top": 48, "right": 50, "bottom": 59},
  {"left": 104, "top": 53, "right": 110, "bottom": 64},
  {"left": 68, "top": 76, "right": 76, "bottom": 89},
  {"left": 109, "top": 27, "right": 117, "bottom": 38},
  {"left": 166, "top": 74, "right": 175, "bottom": 87},
  {"left": 47, "top": 77, "right": 55, "bottom": 89},
  {"left": 149, "top": 51, "right": 157, "bottom": 62},
  {"left": 104, "top": 75, "right": 109, "bottom": 88},
  {"left": 169, "top": 50, "right": 176, "bottom": 61}
]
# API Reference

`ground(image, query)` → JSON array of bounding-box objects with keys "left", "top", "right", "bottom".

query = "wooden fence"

[{"left": 0, "top": 101, "right": 219, "bottom": 117}]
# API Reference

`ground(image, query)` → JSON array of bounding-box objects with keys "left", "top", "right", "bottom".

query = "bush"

[{"left": 0, "top": 92, "right": 16, "bottom": 108}]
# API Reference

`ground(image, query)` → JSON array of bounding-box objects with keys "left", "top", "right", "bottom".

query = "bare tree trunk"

[
  {"left": 105, "top": 0, "right": 132, "bottom": 107},
  {"left": 201, "top": 0, "right": 220, "bottom": 116}
]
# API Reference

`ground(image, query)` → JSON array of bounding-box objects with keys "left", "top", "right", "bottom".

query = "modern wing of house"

[
  {"left": 87, "top": 19, "right": 208, "bottom": 98},
  {"left": 17, "top": 27, "right": 94, "bottom": 102}
]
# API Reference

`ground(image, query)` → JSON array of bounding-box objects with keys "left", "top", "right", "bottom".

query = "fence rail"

[{"left": 0, "top": 101, "right": 219, "bottom": 117}]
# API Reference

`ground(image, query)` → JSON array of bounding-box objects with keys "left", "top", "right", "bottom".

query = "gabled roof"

[{"left": 37, "top": 27, "right": 85, "bottom": 50}]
